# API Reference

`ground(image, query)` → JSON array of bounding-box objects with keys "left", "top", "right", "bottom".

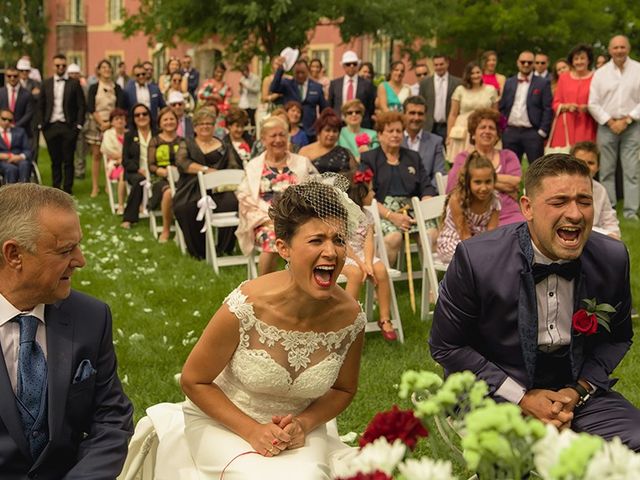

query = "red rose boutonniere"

[
  {"left": 533, "top": 88, "right": 541, "bottom": 95},
  {"left": 572, "top": 298, "right": 615, "bottom": 336}
]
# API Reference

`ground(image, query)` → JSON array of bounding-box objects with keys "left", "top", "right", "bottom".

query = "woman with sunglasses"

[
  {"left": 121, "top": 103, "right": 156, "bottom": 229},
  {"left": 164, "top": 71, "right": 195, "bottom": 115},
  {"left": 338, "top": 99, "right": 379, "bottom": 160},
  {"left": 159, "top": 58, "right": 188, "bottom": 95},
  {"left": 86, "top": 59, "right": 126, "bottom": 198}
]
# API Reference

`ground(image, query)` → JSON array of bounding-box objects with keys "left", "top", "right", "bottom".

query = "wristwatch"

[{"left": 569, "top": 383, "right": 591, "bottom": 408}]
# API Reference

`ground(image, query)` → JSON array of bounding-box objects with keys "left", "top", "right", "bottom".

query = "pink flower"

[
  {"left": 239, "top": 142, "right": 251, "bottom": 153},
  {"left": 355, "top": 133, "right": 371, "bottom": 147}
]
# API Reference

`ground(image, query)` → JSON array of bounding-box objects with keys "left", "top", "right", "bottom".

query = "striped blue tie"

[{"left": 15, "top": 315, "right": 48, "bottom": 460}]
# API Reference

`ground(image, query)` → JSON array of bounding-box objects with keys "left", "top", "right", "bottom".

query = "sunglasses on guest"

[
  {"left": 134, "top": 111, "right": 149, "bottom": 118},
  {"left": 416, "top": 72, "right": 428, "bottom": 78},
  {"left": 0, "top": 116, "right": 13, "bottom": 122},
  {"left": 519, "top": 60, "right": 534, "bottom": 65},
  {"left": 170, "top": 102, "right": 184, "bottom": 107},
  {"left": 135, "top": 72, "right": 147, "bottom": 78},
  {"left": 343, "top": 62, "right": 358, "bottom": 67},
  {"left": 54, "top": 63, "right": 66, "bottom": 69},
  {"left": 5, "top": 74, "right": 18, "bottom": 79},
  {"left": 345, "top": 111, "right": 362, "bottom": 116}
]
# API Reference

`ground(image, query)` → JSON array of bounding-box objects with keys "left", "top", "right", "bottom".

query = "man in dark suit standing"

[
  {"left": 499, "top": 50, "right": 553, "bottom": 163},
  {"left": 431, "top": 154, "right": 640, "bottom": 450},
  {"left": 0, "top": 66, "right": 34, "bottom": 136},
  {"left": 181, "top": 54, "right": 200, "bottom": 99},
  {"left": 0, "top": 183, "right": 134, "bottom": 479},
  {"left": 418, "top": 54, "right": 461, "bottom": 139},
  {"left": 401, "top": 96, "right": 445, "bottom": 191},
  {"left": 38, "top": 54, "right": 86, "bottom": 194},
  {"left": 0, "top": 109, "right": 32, "bottom": 183},
  {"left": 270, "top": 57, "right": 328, "bottom": 141},
  {"left": 124, "top": 63, "right": 166, "bottom": 125},
  {"left": 327, "top": 51, "right": 376, "bottom": 128},
  {"left": 16, "top": 58, "right": 41, "bottom": 165}
]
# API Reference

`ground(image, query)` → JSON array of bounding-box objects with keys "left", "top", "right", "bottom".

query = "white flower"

[
  {"left": 80, "top": 280, "right": 91, "bottom": 286},
  {"left": 352, "top": 437, "right": 406, "bottom": 476},
  {"left": 143, "top": 308, "right": 152, "bottom": 313},
  {"left": 129, "top": 333, "right": 145, "bottom": 342},
  {"left": 397, "top": 457, "right": 456, "bottom": 480},
  {"left": 533, "top": 424, "right": 579, "bottom": 477},
  {"left": 584, "top": 436, "right": 640, "bottom": 479},
  {"left": 193, "top": 310, "right": 201, "bottom": 317},
  {"left": 339, "top": 431, "right": 358, "bottom": 444}
]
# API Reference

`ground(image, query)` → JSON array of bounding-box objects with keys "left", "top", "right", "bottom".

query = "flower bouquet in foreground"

[{"left": 334, "top": 371, "right": 640, "bottom": 479}]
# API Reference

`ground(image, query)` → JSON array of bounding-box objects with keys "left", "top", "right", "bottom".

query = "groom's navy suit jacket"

[
  {"left": 0, "top": 290, "right": 134, "bottom": 479},
  {"left": 430, "top": 222, "right": 633, "bottom": 396}
]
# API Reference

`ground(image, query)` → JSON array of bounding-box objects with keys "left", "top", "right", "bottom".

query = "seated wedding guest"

[
  {"left": 173, "top": 107, "right": 237, "bottom": 259},
  {"left": 236, "top": 116, "right": 317, "bottom": 275},
  {"left": 447, "top": 108, "right": 525, "bottom": 225},
  {"left": 571, "top": 141, "right": 620, "bottom": 239},
  {"left": 431, "top": 154, "right": 640, "bottom": 451},
  {"left": 437, "top": 152, "right": 500, "bottom": 262},
  {"left": 121, "top": 103, "right": 156, "bottom": 229},
  {"left": 250, "top": 107, "right": 289, "bottom": 158},
  {"left": 147, "top": 107, "right": 187, "bottom": 242},
  {"left": 298, "top": 109, "right": 355, "bottom": 174},
  {"left": 338, "top": 99, "right": 379, "bottom": 160},
  {"left": 0, "top": 183, "right": 133, "bottom": 478},
  {"left": 168, "top": 90, "right": 194, "bottom": 139},
  {"left": 181, "top": 181, "right": 365, "bottom": 478},
  {"left": 224, "top": 107, "right": 254, "bottom": 168},
  {"left": 0, "top": 109, "right": 31, "bottom": 183},
  {"left": 360, "top": 111, "right": 435, "bottom": 264},
  {"left": 100, "top": 108, "right": 128, "bottom": 214},
  {"left": 284, "top": 100, "right": 309, "bottom": 150}
]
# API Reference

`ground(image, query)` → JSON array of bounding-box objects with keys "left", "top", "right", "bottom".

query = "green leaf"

[
  {"left": 595, "top": 303, "right": 616, "bottom": 313},
  {"left": 596, "top": 316, "right": 611, "bottom": 333}
]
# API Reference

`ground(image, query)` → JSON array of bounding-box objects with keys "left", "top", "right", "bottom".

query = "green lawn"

[{"left": 32, "top": 150, "right": 640, "bottom": 470}]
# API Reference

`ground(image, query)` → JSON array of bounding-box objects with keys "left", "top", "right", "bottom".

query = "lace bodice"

[{"left": 213, "top": 286, "right": 366, "bottom": 423}]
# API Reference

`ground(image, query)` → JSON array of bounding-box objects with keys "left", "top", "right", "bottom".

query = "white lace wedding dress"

[{"left": 182, "top": 285, "right": 366, "bottom": 479}]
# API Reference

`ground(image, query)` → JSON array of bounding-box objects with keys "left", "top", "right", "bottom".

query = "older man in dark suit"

[
  {"left": 431, "top": 154, "right": 640, "bottom": 450},
  {"left": 0, "top": 183, "right": 133, "bottom": 479},
  {"left": 401, "top": 96, "right": 445, "bottom": 192},
  {"left": 124, "top": 63, "right": 166, "bottom": 126},
  {"left": 38, "top": 54, "right": 86, "bottom": 194},
  {"left": 327, "top": 51, "right": 377, "bottom": 129},
  {"left": 499, "top": 50, "right": 553, "bottom": 163},
  {"left": 270, "top": 57, "right": 328, "bottom": 141},
  {"left": 418, "top": 54, "right": 462, "bottom": 139},
  {"left": 0, "top": 109, "right": 32, "bottom": 183}
]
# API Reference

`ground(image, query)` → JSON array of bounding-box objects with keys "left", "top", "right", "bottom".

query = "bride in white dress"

[{"left": 180, "top": 180, "right": 366, "bottom": 479}]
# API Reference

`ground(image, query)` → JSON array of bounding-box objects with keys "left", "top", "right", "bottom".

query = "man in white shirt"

[
  {"left": 431, "top": 153, "right": 640, "bottom": 451},
  {"left": 534, "top": 53, "right": 550, "bottom": 78},
  {"left": 238, "top": 64, "right": 261, "bottom": 127},
  {"left": 328, "top": 51, "right": 376, "bottom": 128},
  {"left": 571, "top": 141, "right": 621, "bottom": 239},
  {"left": 410, "top": 63, "right": 429, "bottom": 96},
  {"left": 588, "top": 35, "right": 640, "bottom": 220},
  {"left": 418, "top": 54, "right": 461, "bottom": 139}
]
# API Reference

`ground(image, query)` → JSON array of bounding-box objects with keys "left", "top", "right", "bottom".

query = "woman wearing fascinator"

[{"left": 180, "top": 178, "right": 366, "bottom": 478}]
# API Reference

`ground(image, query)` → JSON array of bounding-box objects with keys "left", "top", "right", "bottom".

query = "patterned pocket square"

[{"left": 73, "top": 359, "right": 97, "bottom": 384}]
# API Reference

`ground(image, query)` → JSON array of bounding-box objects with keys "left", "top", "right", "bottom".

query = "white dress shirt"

[
  {"left": 592, "top": 179, "right": 621, "bottom": 237},
  {"left": 342, "top": 75, "right": 359, "bottom": 104},
  {"left": 135, "top": 82, "right": 151, "bottom": 108},
  {"left": 0, "top": 292, "right": 47, "bottom": 393},
  {"left": 507, "top": 73, "right": 533, "bottom": 128},
  {"left": 50, "top": 74, "right": 67, "bottom": 123},
  {"left": 238, "top": 73, "right": 261, "bottom": 109},
  {"left": 433, "top": 73, "right": 448, "bottom": 123},
  {"left": 588, "top": 57, "right": 640, "bottom": 125},
  {"left": 495, "top": 241, "right": 575, "bottom": 404},
  {"left": 404, "top": 129, "right": 423, "bottom": 152}
]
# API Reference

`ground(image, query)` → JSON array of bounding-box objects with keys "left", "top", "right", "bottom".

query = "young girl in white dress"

[
  {"left": 437, "top": 152, "right": 501, "bottom": 262},
  {"left": 341, "top": 169, "right": 396, "bottom": 341},
  {"left": 180, "top": 180, "right": 366, "bottom": 479}
]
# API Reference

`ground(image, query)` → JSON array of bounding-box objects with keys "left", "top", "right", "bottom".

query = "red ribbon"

[{"left": 353, "top": 169, "right": 374, "bottom": 184}]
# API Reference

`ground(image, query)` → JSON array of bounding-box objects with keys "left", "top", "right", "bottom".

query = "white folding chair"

[
  {"left": 167, "top": 166, "right": 187, "bottom": 254},
  {"left": 412, "top": 195, "right": 449, "bottom": 321},
  {"left": 197, "top": 170, "right": 256, "bottom": 278},
  {"left": 435, "top": 172, "right": 448, "bottom": 196},
  {"left": 103, "top": 154, "right": 120, "bottom": 215}
]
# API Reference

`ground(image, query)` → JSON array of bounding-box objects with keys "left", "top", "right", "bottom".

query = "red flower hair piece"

[
  {"left": 353, "top": 169, "right": 374, "bottom": 184},
  {"left": 359, "top": 404, "right": 428, "bottom": 450}
]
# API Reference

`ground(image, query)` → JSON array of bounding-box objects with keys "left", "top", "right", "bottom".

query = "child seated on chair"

[
  {"left": 570, "top": 141, "right": 621, "bottom": 239},
  {"left": 341, "top": 169, "right": 397, "bottom": 341},
  {"left": 437, "top": 152, "right": 500, "bottom": 263},
  {"left": 100, "top": 108, "right": 128, "bottom": 214}
]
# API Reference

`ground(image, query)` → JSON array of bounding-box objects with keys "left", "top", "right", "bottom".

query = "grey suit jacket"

[
  {"left": 418, "top": 73, "right": 462, "bottom": 132},
  {"left": 0, "top": 290, "right": 134, "bottom": 479},
  {"left": 402, "top": 130, "right": 445, "bottom": 189}
]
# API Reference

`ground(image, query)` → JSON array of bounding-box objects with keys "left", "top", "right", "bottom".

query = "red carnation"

[
  {"left": 572, "top": 309, "right": 598, "bottom": 335},
  {"left": 359, "top": 405, "right": 428, "bottom": 450},
  {"left": 336, "top": 471, "right": 392, "bottom": 480}
]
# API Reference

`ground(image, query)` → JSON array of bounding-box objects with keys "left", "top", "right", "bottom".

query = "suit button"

[
  {"left": 549, "top": 292, "right": 554, "bottom": 297},
  {"left": 32, "top": 430, "right": 39, "bottom": 437}
]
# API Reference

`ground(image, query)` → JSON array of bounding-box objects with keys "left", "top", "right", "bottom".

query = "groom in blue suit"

[
  {"left": 270, "top": 57, "right": 328, "bottom": 141},
  {"left": 430, "top": 154, "right": 640, "bottom": 450},
  {"left": 499, "top": 51, "right": 553, "bottom": 163}
]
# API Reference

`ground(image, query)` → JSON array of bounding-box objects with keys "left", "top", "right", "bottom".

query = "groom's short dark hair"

[{"left": 524, "top": 153, "right": 591, "bottom": 197}]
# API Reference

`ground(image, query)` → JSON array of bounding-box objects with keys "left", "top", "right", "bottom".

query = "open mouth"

[
  {"left": 556, "top": 226, "right": 582, "bottom": 246},
  {"left": 313, "top": 265, "right": 335, "bottom": 288}
]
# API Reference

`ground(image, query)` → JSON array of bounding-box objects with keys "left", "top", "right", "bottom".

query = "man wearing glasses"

[
  {"left": 328, "top": 51, "right": 376, "bottom": 128},
  {"left": 123, "top": 63, "right": 165, "bottom": 125},
  {"left": 168, "top": 91, "right": 194, "bottom": 139},
  {"left": 0, "top": 108, "right": 32, "bottom": 183},
  {"left": 499, "top": 50, "right": 553, "bottom": 164},
  {"left": 410, "top": 64, "right": 429, "bottom": 96},
  {"left": 534, "top": 53, "right": 550, "bottom": 78},
  {"left": 38, "top": 54, "right": 86, "bottom": 194},
  {"left": 0, "top": 67, "right": 34, "bottom": 137}
]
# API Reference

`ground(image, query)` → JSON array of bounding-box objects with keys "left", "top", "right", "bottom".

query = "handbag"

[{"left": 544, "top": 110, "right": 571, "bottom": 155}]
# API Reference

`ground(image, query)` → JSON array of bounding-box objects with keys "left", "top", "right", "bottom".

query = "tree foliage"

[{"left": 0, "top": 0, "right": 47, "bottom": 68}]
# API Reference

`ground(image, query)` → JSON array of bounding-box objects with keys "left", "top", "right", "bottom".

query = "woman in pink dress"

[
  {"left": 548, "top": 44, "right": 597, "bottom": 148},
  {"left": 480, "top": 50, "right": 506, "bottom": 97}
]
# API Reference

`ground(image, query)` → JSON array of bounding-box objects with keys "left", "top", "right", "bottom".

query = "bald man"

[{"left": 588, "top": 35, "right": 640, "bottom": 220}]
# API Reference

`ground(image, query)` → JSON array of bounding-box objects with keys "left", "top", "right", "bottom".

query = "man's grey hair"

[{"left": 0, "top": 184, "right": 76, "bottom": 261}]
